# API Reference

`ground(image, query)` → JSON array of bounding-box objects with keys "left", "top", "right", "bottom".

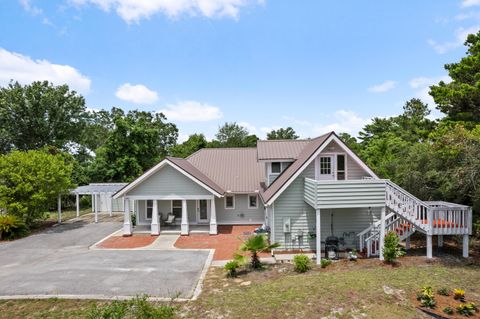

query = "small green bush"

[
  {"left": 131, "top": 213, "right": 137, "bottom": 227},
  {"left": 320, "top": 259, "right": 332, "bottom": 268},
  {"left": 224, "top": 260, "right": 240, "bottom": 278},
  {"left": 443, "top": 307, "right": 454, "bottom": 315},
  {"left": 383, "top": 231, "right": 405, "bottom": 263},
  {"left": 417, "top": 286, "right": 436, "bottom": 308},
  {"left": 437, "top": 287, "right": 449, "bottom": 296},
  {"left": 85, "top": 295, "right": 176, "bottom": 319},
  {"left": 292, "top": 254, "right": 312, "bottom": 273},
  {"left": 0, "top": 214, "right": 28, "bottom": 240},
  {"left": 456, "top": 303, "right": 478, "bottom": 316}
]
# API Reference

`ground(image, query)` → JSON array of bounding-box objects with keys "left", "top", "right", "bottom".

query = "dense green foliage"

[
  {"left": 0, "top": 81, "right": 88, "bottom": 153},
  {"left": 170, "top": 134, "right": 208, "bottom": 158},
  {"left": 0, "top": 214, "right": 27, "bottom": 240},
  {"left": 85, "top": 295, "right": 176, "bottom": 319},
  {"left": 0, "top": 150, "right": 74, "bottom": 226},
  {"left": 267, "top": 127, "right": 299, "bottom": 140},
  {"left": 292, "top": 254, "right": 312, "bottom": 272},
  {"left": 382, "top": 231, "right": 404, "bottom": 263},
  {"left": 211, "top": 122, "right": 258, "bottom": 147},
  {"left": 88, "top": 108, "right": 178, "bottom": 182}
]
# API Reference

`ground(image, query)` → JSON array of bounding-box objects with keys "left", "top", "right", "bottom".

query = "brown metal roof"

[
  {"left": 166, "top": 157, "right": 225, "bottom": 195},
  {"left": 187, "top": 148, "right": 265, "bottom": 193},
  {"left": 257, "top": 139, "right": 311, "bottom": 160},
  {"left": 261, "top": 132, "right": 333, "bottom": 204}
]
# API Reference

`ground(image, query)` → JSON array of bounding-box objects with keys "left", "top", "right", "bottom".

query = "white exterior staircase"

[{"left": 358, "top": 181, "right": 472, "bottom": 258}]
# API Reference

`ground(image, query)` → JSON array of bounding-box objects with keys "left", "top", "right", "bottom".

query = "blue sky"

[{"left": 1, "top": 0, "right": 479, "bottom": 141}]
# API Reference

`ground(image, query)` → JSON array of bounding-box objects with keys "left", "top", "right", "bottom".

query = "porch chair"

[{"left": 164, "top": 213, "right": 176, "bottom": 226}]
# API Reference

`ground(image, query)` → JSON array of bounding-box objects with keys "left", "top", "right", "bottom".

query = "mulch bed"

[{"left": 413, "top": 293, "right": 480, "bottom": 319}]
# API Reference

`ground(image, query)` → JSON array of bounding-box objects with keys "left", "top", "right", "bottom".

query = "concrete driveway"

[{"left": 0, "top": 219, "right": 211, "bottom": 299}]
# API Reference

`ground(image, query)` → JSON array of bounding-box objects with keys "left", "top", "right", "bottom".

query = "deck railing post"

[
  {"left": 316, "top": 209, "right": 321, "bottom": 265},
  {"left": 379, "top": 206, "right": 386, "bottom": 261}
]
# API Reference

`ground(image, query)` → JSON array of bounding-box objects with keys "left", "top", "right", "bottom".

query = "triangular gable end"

[
  {"left": 113, "top": 159, "right": 223, "bottom": 199},
  {"left": 264, "top": 133, "right": 378, "bottom": 206}
]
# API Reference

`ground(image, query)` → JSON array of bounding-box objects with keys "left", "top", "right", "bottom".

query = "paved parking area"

[{"left": 0, "top": 220, "right": 210, "bottom": 299}]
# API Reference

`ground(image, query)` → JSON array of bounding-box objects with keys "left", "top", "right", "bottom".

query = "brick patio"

[
  {"left": 97, "top": 233, "right": 158, "bottom": 249},
  {"left": 174, "top": 225, "right": 268, "bottom": 260}
]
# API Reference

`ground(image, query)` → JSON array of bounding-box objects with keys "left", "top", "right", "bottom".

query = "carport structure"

[{"left": 62, "top": 183, "right": 128, "bottom": 223}]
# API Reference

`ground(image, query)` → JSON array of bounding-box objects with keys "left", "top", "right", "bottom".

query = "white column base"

[
  {"left": 151, "top": 223, "right": 160, "bottom": 235},
  {"left": 209, "top": 223, "right": 217, "bottom": 235},
  {"left": 463, "top": 234, "right": 469, "bottom": 258},
  {"left": 181, "top": 224, "right": 189, "bottom": 235},
  {"left": 123, "top": 223, "right": 132, "bottom": 236},
  {"left": 426, "top": 235, "right": 433, "bottom": 258}
]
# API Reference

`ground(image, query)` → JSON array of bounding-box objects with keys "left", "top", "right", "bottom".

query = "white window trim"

[
  {"left": 145, "top": 200, "right": 153, "bottom": 220},
  {"left": 248, "top": 194, "right": 258, "bottom": 209},
  {"left": 270, "top": 162, "right": 282, "bottom": 174},
  {"left": 224, "top": 195, "right": 235, "bottom": 209}
]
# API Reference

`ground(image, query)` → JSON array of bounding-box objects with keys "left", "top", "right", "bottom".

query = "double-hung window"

[
  {"left": 225, "top": 195, "right": 235, "bottom": 209},
  {"left": 171, "top": 200, "right": 182, "bottom": 218},
  {"left": 248, "top": 195, "right": 258, "bottom": 209},
  {"left": 146, "top": 200, "right": 153, "bottom": 220}
]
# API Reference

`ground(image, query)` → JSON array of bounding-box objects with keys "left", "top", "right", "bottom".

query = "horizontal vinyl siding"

[
  {"left": 128, "top": 165, "right": 212, "bottom": 196},
  {"left": 314, "top": 181, "right": 386, "bottom": 208},
  {"left": 216, "top": 194, "right": 265, "bottom": 225},
  {"left": 273, "top": 162, "right": 316, "bottom": 250}
]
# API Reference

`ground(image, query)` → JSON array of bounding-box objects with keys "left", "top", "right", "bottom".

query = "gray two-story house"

[{"left": 113, "top": 132, "right": 472, "bottom": 263}]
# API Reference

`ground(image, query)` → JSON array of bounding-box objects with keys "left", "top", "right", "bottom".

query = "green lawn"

[{"left": 1, "top": 256, "right": 479, "bottom": 319}]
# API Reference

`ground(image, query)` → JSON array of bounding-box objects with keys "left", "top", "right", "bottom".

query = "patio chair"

[{"left": 164, "top": 213, "right": 176, "bottom": 226}]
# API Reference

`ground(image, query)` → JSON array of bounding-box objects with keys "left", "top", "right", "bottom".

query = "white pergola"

[{"left": 56, "top": 183, "right": 127, "bottom": 224}]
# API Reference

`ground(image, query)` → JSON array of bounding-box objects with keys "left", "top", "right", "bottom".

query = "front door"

[
  {"left": 318, "top": 155, "right": 335, "bottom": 180},
  {"left": 196, "top": 200, "right": 209, "bottom": 223}
]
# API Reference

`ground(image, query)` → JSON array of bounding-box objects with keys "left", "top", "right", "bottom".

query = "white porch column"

[
  {"left": 91, "top": 194, "right": 95, "bottom": 212},
  {"left": 316, "top": 209, "right": 321, "bottom": 265},
  {"left": 75, "top": 193, "right": 80, "bottom": 218},
  {"left": 463, "top": 234, "right": 469, "bottom": 258},
  {"left": 94, "top": 193, "right": 99, "bottom": 223},
  {"left": 210, "top": 198, "right": 217, "bottom": 235},
  {"left": 181, "top": 199, "right": 189, "bottom": 235},
  {"left": 123, "top": 197, "right": 132, "bottom": 236},
  {"left": 108, "top": 192, "right": 113, "bottom": 217},
  {"left": 438, "top": 235, "right": 443, "bottom": 248},
  {"left": 57, "top": 195, "right": 62, "bottom": 224},
  {"left": 426, "top": 235, "right": 433, "bottom": 258},
  {"left": 151, "top": 200, "right": 160, "bottom": 235},
  {"left": 379, "top": 206, "right": 386, "bottom": 261}
]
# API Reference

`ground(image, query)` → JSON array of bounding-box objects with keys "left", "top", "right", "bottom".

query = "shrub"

[
  {"left": 320, "top": 259, "right": 332, "bottom": 268},
  {"left": 443, "top": 307, "right": 454, "bottom": 315},
  {"left": 437, "top": 287, "right": 449, "bottom": 296},
  {"left": 239, "top": 234, "right": 280, "bottom": 269},
  {"left": 454, "top": 288, "right": 466, "bottom": 301},
  {"left": 292, "top": 254, "right": 312, "bottom": 273},
  {"left": 456, "top": 303, "right": 478, "bottom": 316},
  {"left": 383, "top": 231, "right": 405, "bottom": 263},
  {"left": 0, "top": 214, "right": 28, "bottom": 240},
  {"left": 85, "top": 295, "right": 176, "bottom": 319},
  {"left": 224, "top": 260, "right": 240, "bottom": 278},
  {"left": 417, "top": 286, "right": 436, "bottom": 308},
  {"left": 131, "top": 213, "right": 137, "bottom": 227}
]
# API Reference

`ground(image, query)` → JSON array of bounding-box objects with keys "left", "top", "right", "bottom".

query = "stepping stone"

[{"left": 240, "top": 281, "right": 251, "bottom": 286}]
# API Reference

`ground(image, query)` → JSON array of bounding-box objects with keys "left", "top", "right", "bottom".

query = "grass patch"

[
  {"left": 1, "top": 257, "right": 479, "bottom": 319},
  {"left": 46, "top": 208, "right": 92, "bottom": 223}
]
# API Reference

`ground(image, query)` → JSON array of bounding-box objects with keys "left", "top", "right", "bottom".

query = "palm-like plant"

[{"left": 240, "top": 234, "right": 280, "bottom": 269}]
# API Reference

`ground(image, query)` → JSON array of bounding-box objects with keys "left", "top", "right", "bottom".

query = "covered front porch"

[{"left": 122, "top": 195, "right": 218, "bottom": 236}]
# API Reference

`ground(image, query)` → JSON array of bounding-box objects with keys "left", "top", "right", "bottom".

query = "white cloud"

[
  {"left": 368, "top": 80, "right": 397, "bottom": 93},
  {"left": 158, "top": 100, "right": 223, "bottom": 122},
  {"left": 71, "top": 0, "right": 263, "bottom": 23},
  {"left": 312, "top": 110, "right": 370, "bottom": 136},
  {"left": 462, "top": 0, "right": 480, "bottom": 7},
  {"left": 455, "top": 11, "right": 480, "bottom": 20},
  {"left": 428, "top": 25, "right": 479, "bottom": 54},
  {"left": 0, "top": 48, "right": 91, "bottom": 94},
  {"left": 19, "top": 0, "right": 42, "bottom": 15},
  {"left": 115, "top": 83, "right": 159, "bottom": 104},
  {"left": 238, "top": 121, "right": 257, "bottom": 134}
]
